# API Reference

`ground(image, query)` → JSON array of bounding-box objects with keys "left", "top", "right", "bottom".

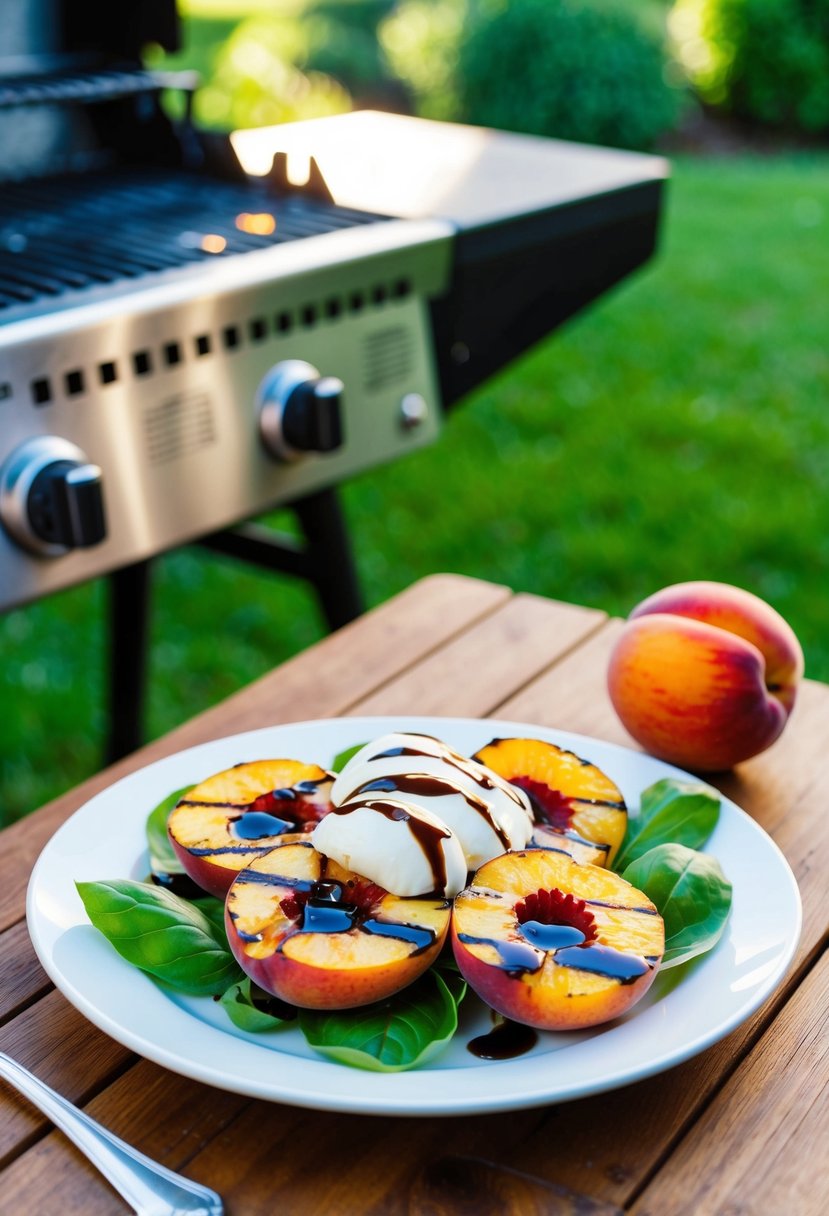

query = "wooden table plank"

[
  {"left": 0, "top": 1060, "right": 248, "bottom": 1215},
  {"left": 0, "top": 1143, "right": 125, "bottom": 1216},
  {"left": 494, "top": 617, "right": 632, "bottom": 744},
  {"left": 398, "top": 1157, "right": 624, "bottom": 1216},
  {"left": 0, "top": 922, "right": 50, "bottom": 1023},
  {"left": 0, "top": 991, "right": 132, "bottom": 1164},
  {"left": 169, "top": 1098, "right": 622, "bottom": 1216},
  {"left": 631, "top": 950, "right": 829, "bottom": 1216},
  {"left": 352, "top": 593, "right": 605, "bottom": 718}
]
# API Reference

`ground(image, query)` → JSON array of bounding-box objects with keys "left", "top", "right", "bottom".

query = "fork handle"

[{"left": 0, "top": 1052, "right": 222, "bottom": 1215}]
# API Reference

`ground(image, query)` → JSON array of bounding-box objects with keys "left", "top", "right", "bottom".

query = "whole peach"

[{"left": 607, "top": 581, "right": 804, "bottom": 771}]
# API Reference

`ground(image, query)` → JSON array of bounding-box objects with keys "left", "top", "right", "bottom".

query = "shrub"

[
  {"left": 672, "top": 0, "right": 829, "bottom": 132},
  {"left": 385, "top": 0, "right": 683, "bottom": 151},
  {"left": 381, "top": 0, "right": 469, "bottom": 121},
  {"left": 191, "top": 14, "right": 351, "bottom": 131},
  {"left": 303, "top": 1, "right": 405, "bottom": 106}
]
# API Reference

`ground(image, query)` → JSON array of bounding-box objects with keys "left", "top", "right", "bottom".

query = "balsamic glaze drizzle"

[
  {"left": 329, "top": 797, "right": 451, "bottom": 896},
  {"left": 370, "top": 738, "right": 526, "bottom": 807},
  {"left": 230, "top": 810, "right": 294, "bottom": 839},
  {"left": 468, "top": 1019, "right": 538, "bottom": 1060},
  {"left": 275, "top": 878, "right": 437, "bottom": 954},
  {"left": 457, "top": 932, "right": 542, "bottom": 975},
  {"left": 149, "top": 870, "right": 205, "bottom": 900},
  {"left": 517, "top": 921, "right": 586, "bottom": 950},
  {"left": 458, "top": 927, "right": 651, "bottom": 984},
  {"left": 350, "top": 773, "right": 511, "bottom": 851}
]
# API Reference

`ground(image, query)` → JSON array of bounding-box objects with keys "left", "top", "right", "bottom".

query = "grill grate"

[
  {"left": 0, "top": 69, "right": 199, "bottom": 111},
  {"left": 0, "top": 166, "right": 386, "bottom": 315}
]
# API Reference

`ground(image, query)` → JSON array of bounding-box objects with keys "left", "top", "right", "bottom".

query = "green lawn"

[{"left": 2, "top": 154, "right": 827, "bottom": 825}]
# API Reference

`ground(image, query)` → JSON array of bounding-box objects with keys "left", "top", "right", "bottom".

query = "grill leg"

[
  {"left": 103, "top": 489, "right": 362, "bottom": 763},
  {"left": 292, "top": 487, "right": 364, "bottom": 630},
  {"left": 105, "top": 559, "right": 151, "bottom": 764},
  {"left": 199, "top": 487, "right": 365, "bottom": 631}
]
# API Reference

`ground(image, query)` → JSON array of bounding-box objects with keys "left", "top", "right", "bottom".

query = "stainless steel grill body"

[{"left": 0, "top": 211, "right": 452, "bottom": 609}]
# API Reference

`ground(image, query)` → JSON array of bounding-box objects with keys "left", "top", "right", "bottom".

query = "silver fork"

[{"left": 0, "top": 1051, "right": 223, "bottom": 1215}]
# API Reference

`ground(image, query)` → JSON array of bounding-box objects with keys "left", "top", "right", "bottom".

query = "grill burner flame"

[{"left": 236, "top": 213, "right": 277, "bottom": 236}]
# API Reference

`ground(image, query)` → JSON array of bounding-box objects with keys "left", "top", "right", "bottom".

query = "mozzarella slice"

[{"left": 311, "top": 797, "right": 467, "bottom": 897}]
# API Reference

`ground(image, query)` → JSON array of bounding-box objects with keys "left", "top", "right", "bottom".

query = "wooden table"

[{"left": 1, "top": 575, "right": 826, "bottom": 1215}]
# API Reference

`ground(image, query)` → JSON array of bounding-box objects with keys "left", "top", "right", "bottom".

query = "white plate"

[{"left": 27, "top": 717, "right": 801, "bottom": 1116}]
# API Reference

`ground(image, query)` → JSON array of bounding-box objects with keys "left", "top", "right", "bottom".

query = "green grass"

[{"left": 2, "top": 155, "right": 828, "bottom": 825}]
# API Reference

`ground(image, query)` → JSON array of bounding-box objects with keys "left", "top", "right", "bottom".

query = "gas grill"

[{"left": 0, "top": 1, "right": 667, "bottom": 759}]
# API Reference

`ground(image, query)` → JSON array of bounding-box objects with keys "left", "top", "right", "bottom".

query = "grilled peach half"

[
  {"left": 167, "top": 760, "right": 334, "bottom": 898},
  {"left": 452, "top": 849, "right": 663, "bottom": 1031},
  {"left": 474, "top": 737, "right": 628, "bottom": 867},
  {"left": 225, "top": 841, "right": 451, "bottom": 1009}
]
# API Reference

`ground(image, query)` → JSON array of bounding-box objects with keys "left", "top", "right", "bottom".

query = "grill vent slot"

[
  {"left": 145, "top": 392, "right": 216, "bottom": 465},
  {"left": 363, "top": 326, "right": 414, "bottom": 392}
]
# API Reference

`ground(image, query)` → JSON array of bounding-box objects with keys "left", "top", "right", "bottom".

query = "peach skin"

[{"left": 607, "top": 581, "right": 804, "bottom": 771}]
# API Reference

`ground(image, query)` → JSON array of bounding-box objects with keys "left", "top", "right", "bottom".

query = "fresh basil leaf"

[
  {"left": 192, "top": 896, "right": 227, "bottom": 938},
  {"left": 622, "top": 843, "right": 732, "bottom": 969},
  {"left": 146, "top": 786, "right": 192, "bottom": 876},
  {"left": 77, "top": 879, "right": 244, "bottom": 995},
  {"left": 613, "top": 778, "right": 720, "bottom": 872},
  {"left": 434, "top": 955, "right": 467, "bottom": 1007},
  {"left": 331, "top": 743, "right": 366, "bottom": 773},
  {"left": 221, "top": 977, "right": 293, "bottom": 1033},
  {"left": 298, "top": 970, "right": 459, "bottom": 1071}
]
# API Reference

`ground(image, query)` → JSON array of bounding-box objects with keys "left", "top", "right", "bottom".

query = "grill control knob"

[
  {"left": 258, "top": 360, "right": 344, "bottom": 462},
  {"left": 0, "top": 437, "right": 107, "bottom": 556}
]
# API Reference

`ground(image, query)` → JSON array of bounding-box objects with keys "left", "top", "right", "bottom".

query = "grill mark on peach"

[
  {"left": 178, "top": 799, "right": 252, "bottom": 809},
  {"left": 178, "top": 795, "right": 326, "bottom": 812},
  {"left": 534, "top": 826, "right": 612, "bottom": 852},
  {"left": 527, "top": 839, "right": 609, "bottom": 866},
  {"left": 585, "top": 898, "right": 660, "bottom": 916},
  {"left": 231, "top": 868, "right": 316, "bottom": 888},
  {"left": 527, "top": 840, "right": 582, "bottom": 861},
  {"left": 186, "top": 842, "right": 290, "bottom": 857},
  {"left": 459, "top": 886, "right": 656, "bottom": 920}
]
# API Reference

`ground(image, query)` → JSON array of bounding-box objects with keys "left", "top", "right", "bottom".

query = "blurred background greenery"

[{"left": 2, "top": 0, "right": 827, "bottom": 824}]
